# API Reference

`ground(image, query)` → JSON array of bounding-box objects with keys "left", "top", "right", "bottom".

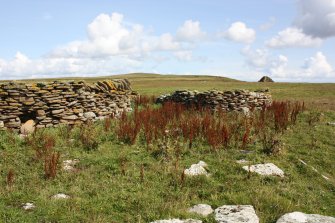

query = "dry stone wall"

[
  {"left": 156, "top": 89, "right": 272, "bottom": 112},
  {"left": 0, "top": 79, "right": 136, "bottom": 131}
]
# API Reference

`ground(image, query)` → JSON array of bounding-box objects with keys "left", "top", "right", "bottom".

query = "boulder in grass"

[
  {"left": 258, "top": 76, "right": 274, "bottom": 82},
  {"left": 22, "top": 202, "right": 36, "bottom": 210},
  {"left": 276, "top": 212, "right": 335, "bottom": 223},
  {"left": 188, "top": 204, "right": 214, "bottom": 216},
  {"left": 184, "top": 161, "right": 209, "bottom": 176},
  {"left": 242, "top": 163, "right": 284, "bottom": 177},
  {"left": 20, "top": 120, "right": 35, "bottom": 135},
  {"left": 51, "top": 193, "right": 70, "bottom": 200},
  {"left": 215, "top": 205, "right": 259, "bottom": 223},
  {"left": 151, "top": 219, "right": 202, "bottom": 223}
]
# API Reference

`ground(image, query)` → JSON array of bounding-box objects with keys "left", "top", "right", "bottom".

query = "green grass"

[
  {"left": 0, "top": 73, "right": 334, "bottom": 222},
  {"left": 0, "top": 109, "right": 334, "bottom": 223}
]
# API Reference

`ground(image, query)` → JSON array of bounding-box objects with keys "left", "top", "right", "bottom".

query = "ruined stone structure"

[
  {"left": 156, "top": 89, "right": 272, "bottom": 112},
  {"left": 0, "top": 79, "right": 136, "bottom": 131}
]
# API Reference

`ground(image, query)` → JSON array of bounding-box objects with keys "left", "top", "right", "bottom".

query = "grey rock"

[
  {"left": 22, "top": 202, "right": 36, "bottom": 210},
  {"left": 83, "top": 111, "right": 96, "bottom": 119},
  {"left": 276, "top": 212, "right": 335, "bottom": 223},
  {"left": 242, "top": 163, "right": 284, "bottom": 177},
  {"left": 51, "top": 193, "right": 70, "bottom": 200},
  {"left": 184, "top": 161, "right": 209, "bottom": 176},
  {"left": 151, "top": 219, "right": 202, "bottom": 223},
  {"left": 215, "top": 205, "right": 259, "bottom": 223},
  {"left": 188, "top": 204, "right": 213, "bottom": 216}
]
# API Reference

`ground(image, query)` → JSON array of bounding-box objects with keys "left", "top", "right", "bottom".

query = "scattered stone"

[
  {"left": 20, "top": 119, "right": 35, "bottom": 135},
  {"left": 188, "top": 204, "right": 213, "bottom": 216},
  {"left": 184, "top": 161, "right": 209, "bottom": 176},
  {"left": 327, "top": 122, "right": 335, "bottom": 126},
  {"left": 276, "top": 212, "right": 335, "bottom": 223},
  {"left": 51, "top": 193, "right": 70, "bottom": 200},
  {"left": 242, "top": 163, "right": 284, "bottom": 177},
  {"left": 151, "top": 219, "right": 202, "bottom": 223},
  {"left": 0, "top": 121, "right": 4, "bottom": 128},
  {"left": 215, "top": 205, "right": 259, "bottom": 223},
  {"left": 63, "top": 159, "right": 79, "bottom": 172},
  {"left": 236, "top": 159, "right": 249, "bottom": 164},
  {"left": 22, "top": 202, "right": 36, "bottom": 210}
]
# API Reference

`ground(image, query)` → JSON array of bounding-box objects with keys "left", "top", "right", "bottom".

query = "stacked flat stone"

[
  {"left": 156, "top": 89, "right": 272, "bottom": 112},
  {"left": 0, "top": 79, "right": 136, "bottom": 131}
]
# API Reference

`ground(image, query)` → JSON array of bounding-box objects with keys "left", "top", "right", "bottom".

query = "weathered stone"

[
  {"left": 51, "top": 193, "right": 70, "bottom": 200},
  {"left": 51, "top": 109, "right": 64, "bottom": 115},
  {"left": 184, "top": 161, "right": 209, "bottom": 176},
  {"left": 242, "top": 163, "right": 284, "bottom": 177},
  {"left": 215, "top": 205, "right": 259, "bottom": 223},
  {"left": 83, "top": 111, "right": 96, "bottom": 119},
  {"left": 276, "top": 212, "right": 335, "bottom": 223},
  {"left": 63, "top": 159, "right": 79, "bottom": 172},
  {"left": 20, "top": 120, "right": 35, "bottom": 135},
  {"left": 188, "top": 204, "right": 213, "bottom": 216},
  {"left": 0, "top": 121, "right": 4, "bottom": 128},
  {"left": 151, "top": 219, "right": 202, "bottom": 223},
  {"left": 22, "top": 202, "right": 36, "bottom": 210},
  {"left": 62, "top": 115, "right": 78, "bottom": 120}
]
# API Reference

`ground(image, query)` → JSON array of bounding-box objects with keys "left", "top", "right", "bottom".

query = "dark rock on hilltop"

[{"left": 258, "top": 76, "right": 274, "bottom": 82}]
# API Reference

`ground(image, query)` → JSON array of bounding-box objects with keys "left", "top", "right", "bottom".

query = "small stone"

[
  {"left": 188, "top": 204, "right": 213, "bottom": 216},
  {"left": 0, "top": 121, "right": 4, "bottom": 128},
  {"left": 22, "top": 202, "right": 36, "bottom": 210},
  {"left": 51, "top": 109, "right": 64, "bottom": 115},
  {"left": 276, "top": 212, "right": 335, "bottom": 223},
  {"left": 63, "top": 159, "right": 79, "bottom": 172},
  {"left": 215, "top": 205, "right": 259, "bottom": 223},
  {"left": 62, "top": 115, "right": 78, "bottom": 120},
  {"left": 236, "top": 159, "right": 249, "bottom": 164},
  {"left": 51, "top": 193, "right": 70, "bottom": 200},
  {"left": 151, "top": 219, "right": 202, "bottom": 223},
  {"left": 83, "top": 111, "right": 96, "bottom": 119},
  {"left": 242, "top": 163, "right": 284, "bottom": 177},
  {"left": 20, "top": 120, "right": 35, "bottom": 135},
  {"left": 184, "top": 161, "right": 209, "bottom": 176},
  {"left": 327, "top": 122, "right": 335, "bottom": 126}
]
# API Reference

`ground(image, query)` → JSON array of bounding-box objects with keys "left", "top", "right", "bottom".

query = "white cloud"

[
  {"left": 303, "top": 52, "right": 334, "bottom": 77},
  {"left": 241, "top": 46, "right": 269, "bottom": 68},
  {"left": 221, "top": 22, "right": 256, "bottom": 44},
  {"left": 49, "top": 13, "right": 186, "bottom": 59},
  {"left": 268, "top": 55, "right": 288, "bottom": 78},
  {"left": 295, "top": 0, "right": 335, "bottom": 38},
  {"left": 266, "top": 27, "right": 322, "bottom": 48},
  {"left": 176, "top": 20, "right": 206, "bottom": 42}
]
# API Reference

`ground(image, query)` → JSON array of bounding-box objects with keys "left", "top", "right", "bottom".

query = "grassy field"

[{"left": 0, "top": 73, "right": 334, "bottom": 223}]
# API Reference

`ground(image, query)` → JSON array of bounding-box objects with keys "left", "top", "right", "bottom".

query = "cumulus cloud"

[
  {"left": 266, "top": 27, "right": 322, "bottom": 48},
  {"left": 0, "top": 13, "right": 209, "bottom": 79},
  {"left": 303, "top": 52, "right": 334, "bottom": 77},
  {"left": 221, "top": 22, "right": 256, "bottom": 44},
  {"left": 295, "top": 0, "right": 335, "bottom": 38},
  {"left": 241, "top": 46, "right": 269, "bottom": 68},
  {"left": 176, "top": 20, "right": 206, "bottom": 42},
  {"left": 242, "top": 48, "right": 334, "bottom": 81}
]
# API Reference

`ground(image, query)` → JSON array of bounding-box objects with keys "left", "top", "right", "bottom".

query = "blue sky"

[{"left": 0, "top": 0, "right": 334, "bottom": 82}]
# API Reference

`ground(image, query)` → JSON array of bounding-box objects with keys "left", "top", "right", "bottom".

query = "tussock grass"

[{"left": 0, "top": 100, "right": 334, "bottom": 223}]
